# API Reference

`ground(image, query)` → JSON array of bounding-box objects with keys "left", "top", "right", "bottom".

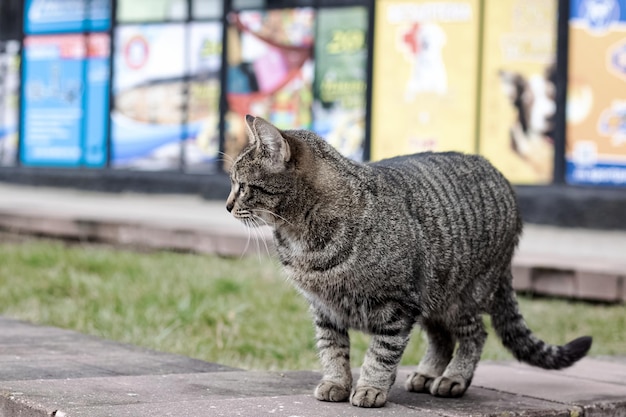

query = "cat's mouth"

[{"left": 233, "top": 209, "right": 252, "bottom": 221}]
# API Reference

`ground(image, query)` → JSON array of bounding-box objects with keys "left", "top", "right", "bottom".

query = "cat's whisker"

[
  {"left": 218, "top": 151, "right": 235, "bottom": 165},
  {"left": 252, "top": 215, "right": 272, "bottom": 257},
  {"left": 253, "top": 208, "right": 293, "bottom": 227},
  {"left": 249, "top": 217, "right": 264, "bottom": 264},
  {"left": 239, "top": 217, "right": 253, "bottom": 259}
]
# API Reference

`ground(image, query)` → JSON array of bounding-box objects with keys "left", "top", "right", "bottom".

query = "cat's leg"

[
  {"left": 430, "top": 314, "right": 486, "bottom": 398},
  {"left": 312, "top": 313, "right": 352, "bottom": 403},
  {"left": 351, "top": 331, "right": 411, "bottom": 408},
  {"left": 405, "top": 320, "right": 455, "bottom": 393}
]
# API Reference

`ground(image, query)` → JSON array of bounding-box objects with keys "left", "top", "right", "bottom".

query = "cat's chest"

[
  {"left": 273, "top": 228, "right": 353, "bottom": 273},
  {"left": 298, "top": 284, "right": 375, "bottom": 331}
]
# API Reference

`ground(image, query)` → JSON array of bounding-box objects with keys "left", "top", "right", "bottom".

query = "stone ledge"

[
  {"left": 2, "top": 317, "right": 626, "bottom": 417},
  {"left": 513, "top": 253, "right": 626, "bottom": 302}
]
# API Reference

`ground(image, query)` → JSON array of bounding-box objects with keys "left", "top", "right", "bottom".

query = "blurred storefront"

[{"left": 1, "top": 0, "right": 625, "bottom": 228}]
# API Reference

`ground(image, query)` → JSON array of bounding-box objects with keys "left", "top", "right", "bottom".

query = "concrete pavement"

[{"left": 2, "top": 316, "right": 626, "bottom": 417}]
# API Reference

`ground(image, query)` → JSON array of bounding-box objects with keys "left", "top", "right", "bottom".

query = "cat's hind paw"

[
  {"left": 405, "top": 372, "right": 436, "bottom": 393},
  {"left": 350, "top": 385, "right": 387, "bottom": 408},
  {"left": 429, "top": 375, "right": 468, "bottom": 398},
  {"left": 314, "top": 380, "right": 350, "bottom": 402}
]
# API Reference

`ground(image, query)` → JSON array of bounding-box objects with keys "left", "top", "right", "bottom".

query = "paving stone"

[
  {"left": 67, "top": 395, "right": 442, "bottom": 417},
  {"left": 0, "top": 393, "right": 50, "bottom": 417},
  {"left": 394, "top": 368, "right": 576, "bottom": 417},
  {"left": 473, "top": 361, "right": 626, "bottom": 415},
  {"left": 0, "top": 317, "right": 235, "bottom": 381},
  {"left": 528, "top": 357, "right": 626, "bottom": 386},
  {"left": 2, "top": 370, "right": 580, "bottom": 417}
]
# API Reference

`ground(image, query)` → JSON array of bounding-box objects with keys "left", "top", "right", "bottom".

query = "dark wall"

[
  {"left": 516, "top": 185, "right": 626, "bottom": 230},
  {"left": 0, "top": 0, "right": 24, "bottom": 40},
  {"left": 0, "top": 167, "right": 231, "bottom": 199}
]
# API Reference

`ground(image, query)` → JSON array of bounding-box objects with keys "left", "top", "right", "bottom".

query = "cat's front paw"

[
  {"left": 405, "top": 371, "right": 436, "bottom": 393},
  {"left": 314, "top": 380, "right": 350, "bottom": 402},
  {"left": 429, "top": 375, "right": 468, "bottom": 398},
  {"left": 350, "top": 385, "right": 387, "bottom": 408}
]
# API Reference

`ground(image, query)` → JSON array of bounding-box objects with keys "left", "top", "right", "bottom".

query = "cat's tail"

[{"left": 490, "top": 275, "right": 592, "bottom": 370}]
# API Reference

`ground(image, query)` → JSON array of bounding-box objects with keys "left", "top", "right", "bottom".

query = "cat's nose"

[{"left": 226, "top": 201, "right": 234, "bottom": 212}]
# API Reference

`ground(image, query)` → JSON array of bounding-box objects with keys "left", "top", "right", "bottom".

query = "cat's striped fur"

[{"left": 226, "top": 116, "right": 592, "bottom": 408}]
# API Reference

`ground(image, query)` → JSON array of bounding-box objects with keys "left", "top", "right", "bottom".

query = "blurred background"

[
  {"left": 0, "top": 0, "right": 625, "bottom": 227},
  {"left": 0, "top": 0, "right": 624, "bottom": 379}
]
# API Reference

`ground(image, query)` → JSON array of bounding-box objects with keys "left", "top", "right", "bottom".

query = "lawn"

[{"left": 0, "top": 233, "right": 624, "bottom": 371}]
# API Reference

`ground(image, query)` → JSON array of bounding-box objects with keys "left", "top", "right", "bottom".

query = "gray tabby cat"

[{"left": 226, "top": 115, "right": 592, "bottom": 408}]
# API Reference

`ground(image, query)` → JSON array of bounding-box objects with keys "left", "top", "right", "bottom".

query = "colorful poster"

[
  {"left": 184, "top": 22, "right": 223, "bottom": 172},
  {"left": 313, "top": 7, "right": 368, "bottom": 161},
  {"left": 224, "top": 8, "right": 315, "bottom": 166},
  {"left": 566, "top": 0, "right": 626, "bottom": 186},
  {"left": 112, "top": 24, "right": 186, "bottom": 170},
  {"left": 479, "top": 0, "right": 558, "bottom": 184},
  {"left": 21, "top": 35, "right": 86, "bottom": 167},
  {"left": 0, "top": 40, "right": 20, "bottom": 166},
  {"left": 24, "top": 0, "right": 111, "bottom": 34},
  {"left": 370, "top": 0, "right": 481, "bottom": 161}
]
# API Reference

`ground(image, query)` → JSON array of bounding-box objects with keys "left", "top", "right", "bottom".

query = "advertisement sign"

[
  {"left": 21, "top": 35, "right": 86, "bottom": 167},
  {"left": 479, "top": 0, "right": 558, "bottom": 184},
  {"left": 185, "top": 22, "right": 223, "bottom": 172},
  {"left": 370, "top": 0, "right": 481, "bottom": 161},
  {"left": 25, "top": 0, "right": 111, "bottom": 34},
  {"left": 0, "top": 40, "right": 20, "bottom": 166},
  {"left": 21, "top": 34, "right": 110, "bottom": 167},
  {"left": 112, "top": 24, "right": 186, "bottom": 169},
  {"left": 224, "top": 8, "right": 315, "bottom": 165},
  {"left": 567, "top": 0, "right": 626, "bottom": 186},
  {"left": 313, "top": 7, "right": 368, "bottom": 161}
]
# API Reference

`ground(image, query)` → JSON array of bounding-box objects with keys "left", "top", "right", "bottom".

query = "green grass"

[{"left": 0, "top": 235, "right": 624, "bottom": 371}]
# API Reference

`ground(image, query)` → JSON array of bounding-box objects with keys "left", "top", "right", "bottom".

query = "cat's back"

[
  {"left": 367, "top": 151, "right": 522, "bottom": 258},
  {"left": 369, "top": 151, "right": 510, "bottom": 197}
]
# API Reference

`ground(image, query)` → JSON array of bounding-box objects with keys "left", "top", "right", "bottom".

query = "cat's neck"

[{"left": 276, "top": 166, "right": 366, "bottom": 243}]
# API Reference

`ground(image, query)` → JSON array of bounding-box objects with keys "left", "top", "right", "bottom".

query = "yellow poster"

[
  {"left": 478, "top": 0, "right": 558, "bottom": 185},
  {"left": 566, "top": 0, "right": 626, "bottom": 186},
  {"left": 370, "top": 0, "right": 480, "bottom": 161}
]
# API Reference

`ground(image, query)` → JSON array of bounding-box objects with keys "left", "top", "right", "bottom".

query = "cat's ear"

[
  {"left": 244, "top": 114, "right": 258, "bottom": 146},
  {"left": 245, "top": 115, "right": 291, "bottom": 168}
]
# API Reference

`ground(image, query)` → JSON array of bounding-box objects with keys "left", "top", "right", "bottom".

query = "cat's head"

[{"left": 226, "top": 115, "right": 301, "bottom": 227}]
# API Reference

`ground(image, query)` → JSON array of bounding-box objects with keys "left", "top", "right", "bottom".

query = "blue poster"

[
  {"left": 570, "top": 0, "right": 626, "bottom": 23},
  {"left": 21, "top": 34, "right": 111, "bottom": 167},
  {"left": 21, "top": 35, "right": 85, "bottom": 167},
  {"left": 25, "top": 0, "right": 111, "bottom": 34},
  {"left": 84, "top": 34, "right": 110, "bottom": 167}
]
